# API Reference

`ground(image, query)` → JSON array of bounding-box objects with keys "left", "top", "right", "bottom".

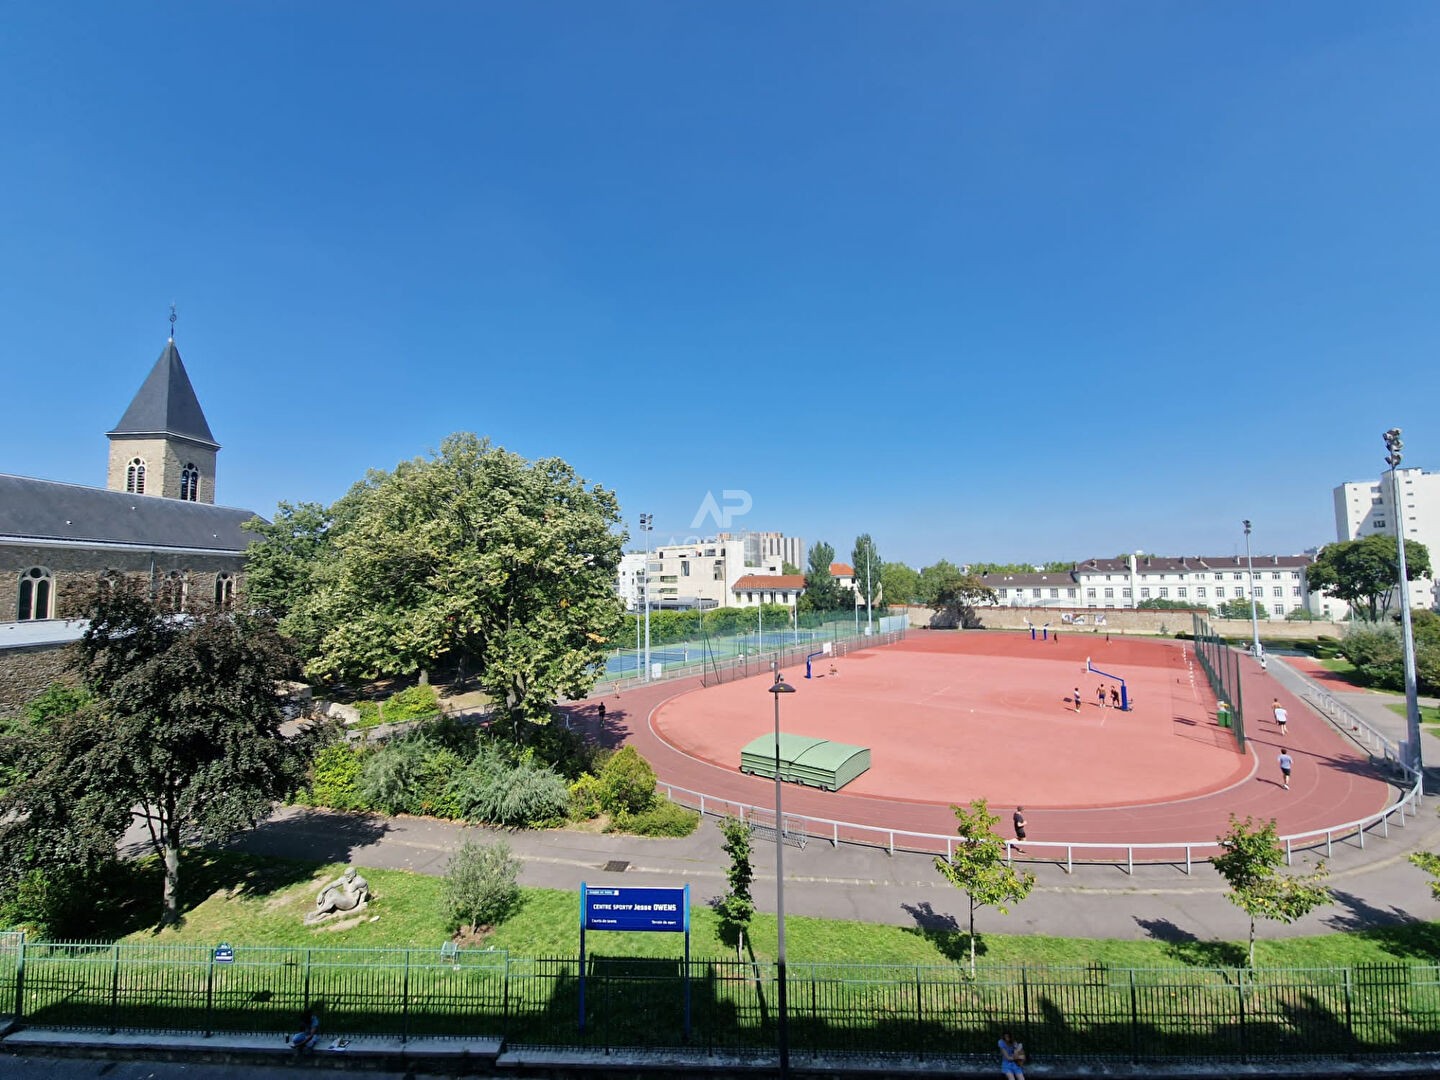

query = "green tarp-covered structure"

[{"left": 739, "top": 733, "right": 871, "bottom": 791}]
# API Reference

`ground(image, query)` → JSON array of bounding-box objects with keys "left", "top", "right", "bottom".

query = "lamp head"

[
  {"left": 1384, "top": 428, "right": 1404, "bottom": 468},
  {"left": 1243, "top": 519, "right": 1251, "bottom": 535},
  {"left": 769, "top": 674, "right": 796, "bottom": 695}
]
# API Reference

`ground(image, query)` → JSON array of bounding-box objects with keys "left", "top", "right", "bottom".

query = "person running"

[
  {"left": 1273, "top": 703, "right": 1287, "bottom": 736},
  {"left": 1012, "top": 807, "right": 1027, "bottom": 852},
  {"left": 999, "top": 1031, "right": 1027, "bottom": 1078},
  {"left": 1278, "top": 748, "right": 1293, "bottom": 790}
]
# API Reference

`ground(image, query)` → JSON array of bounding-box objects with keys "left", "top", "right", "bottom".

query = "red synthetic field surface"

[
  {"left": 570, "top": 632, "right": 1393, "bottom": 847},
  {"left": 655, "top": 632, "right": 1242, "bottom": 808}
]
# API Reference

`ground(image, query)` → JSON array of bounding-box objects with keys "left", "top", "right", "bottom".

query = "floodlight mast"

[{"left": 1384, "top": 428, "right": 1423, "bottom": 773}]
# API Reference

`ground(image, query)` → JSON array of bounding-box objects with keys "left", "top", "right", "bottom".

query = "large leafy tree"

[
  {"left": 920, "top": 560, "right": 996, "bottom": 628},
  {"left": 1217, "top": 597, "right": 1269, "bottom": 621},
  {"left": 804, "top": 541, "right": 839, "bottom": 611},
  {"left": 243, "top": 500, "right": 336, "bottom": 656},
  {"left": 1306, "top": 535, "right": 1431, "bottom": 623},
  {"left": 0, "top": 586, "right": 300, "bottom": 926},
  {"left": 933, "top": 799, "right": 1035, "bottom": 975},
  {"left": 300, "top": 434, "right": 624, "bottom": 733},
  {"left": 851, "top": 535, "right": 883, "bottom": 612},
  {"left": 1211, "top": 815, "right": 1332, "bottom": 966},
  {"left": 880, "top": 561, "right": 920, "bottom": 606}
]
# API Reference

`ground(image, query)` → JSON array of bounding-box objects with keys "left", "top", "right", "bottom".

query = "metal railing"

[{"left": 658, "top": 770, "right": 1423, "bottom": 874}]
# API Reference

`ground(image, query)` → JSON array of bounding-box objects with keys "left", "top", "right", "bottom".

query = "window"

[
  {"left": 1197, "top": 587, "right": 1207, "bottom": 598},
  {"left": 713, "top": 563, "right": 724, "bottom": 581},
  {"left": 1032, "top": 588, "right": 1042, "bottom": 598},
  {"left": 1104, "top": 587, "right": 1114, "bottom": 598},
  {"left": 1233, "top": 573, "right": 1243, "bottom": 580},
  {"left": 681, "top": 561, "right": 690, "bottom": 577},
  {"left": 1050, "top": 588, "right": 1059, "bottom": 598},
  {"left": 1273, "top": 587, "right": 1283, "bottom": 598},
  {"left": 1178, "top": 588, "right": 1187, "bottom": 598},
  {"left": 1140, "top": 587, "right": 1150, "bottom": 599},
  {"left": 1087, "top": 588, "right": 1097, "bottom": 598},
  {"left": 1292, "top": 586, "right": 1301, "bottom": 597},
  {"left": 214, "top": 572, "right": 235, "bottom": 608},
  {"left": 17, "top": 567, "right": 53, "bottom": 620},
  {"left": 158, "top": 570, "right": 187, "bottom": 612},
  {"left": 1274, "top": 604, "right": 1285, "bottom": 614},
  {"left": 999, "top": 589, "right": 1008, "bottom": 599},
  {"left": 1216, "top": 587, "right": 1226, "bottom": 598},
  {"left": 1271, "top": 572, "right": 1281, "bottom": 580},
  {"left": 1159, "top": 587, "right": 1169, "bottom": 597},
  {"left": 1067, "top": 588, "right": 1076, "bottom": 598},
  {"left": 180, "top": 463, "right": 200, "bottom": 502},
  {"left": 126, "top": 457, "right": 146, "bottom": 494}
]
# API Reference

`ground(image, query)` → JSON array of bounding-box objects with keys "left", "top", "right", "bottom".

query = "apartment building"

[
  {"left": 1333, "top": 467, "right": 1440, "bottom": 611},
  {"left": 718, "top": 530, "right": 805, "bottom": 571},
  {"left": 979, "top": 553, "right": 1319, "bottom": 621},
  {"left": 622, "top": 538, "right": 788, "bottom": 611}
]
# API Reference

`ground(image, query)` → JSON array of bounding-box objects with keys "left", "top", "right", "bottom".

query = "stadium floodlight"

[
  {"left": 1384, "top": 428, "right": 1423, "bottom": 773},
  {"left": 768, "top": 668, "right": 796, "bottom": 1077},
  {"left": 1242, "top": 521, "right": 1263, "bottom": 666}
]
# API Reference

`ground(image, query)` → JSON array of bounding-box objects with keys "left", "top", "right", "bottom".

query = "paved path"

[{"left": 231, "top": 646, "right": 1440, "bottom": 947}]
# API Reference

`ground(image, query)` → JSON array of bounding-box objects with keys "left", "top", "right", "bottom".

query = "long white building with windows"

[{"left": 977, "top": 552, "right": 1323, "bottom": 621}]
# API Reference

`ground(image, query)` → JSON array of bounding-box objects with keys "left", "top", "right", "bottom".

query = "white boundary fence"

[{"left": 658, "top": 774, "right": 1424, "bottom": 877}]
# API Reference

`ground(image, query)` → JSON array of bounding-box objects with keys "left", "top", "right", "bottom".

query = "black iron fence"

[{"left": 4, "top": 936, "right": 1440, "bottom": 1062}]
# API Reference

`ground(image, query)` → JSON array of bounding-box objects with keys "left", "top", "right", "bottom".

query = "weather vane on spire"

[{"left": 169, "top": 302, "right": 177, "bottom": 340}]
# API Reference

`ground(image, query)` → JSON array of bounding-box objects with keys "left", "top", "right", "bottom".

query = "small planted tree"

[
  {"left": 1211, "top": 815, "right": 1332, "bottom": 966},
  {"left": 444, "top": 838, "right": 522, "bottom": 936},
  {"left": 598, "top": 746, "right": 657, "bottom": 818},
  {"left": 714, "top": 816, "right": 755, "bottom": 958},
  {"left": 933, "top": 798, "right": 1035, "bottom": 975}
]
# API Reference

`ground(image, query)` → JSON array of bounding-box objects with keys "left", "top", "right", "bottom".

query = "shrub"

[
  {"left": 359, "top": 738, "right": 431, "bottom": 814},
  {"left": 568, "top": 773, "right": 604, "bottom": 819},
  {"left": 386, "top": 683, "right": 442, "bottom": 723},
  {"left": 23, "top": 683, "right": 91, "bottom": 724},
  {"left": 598, "top": 746, "right": 657, "bottom": 816},
  {"left": 448, "top": 747, "right": 570, "bottom": 827},
  {"left": 609, "top": 800, "right": 700, "bottom": 837},
  {"left": 443, "top": 839, "right": 522, "bottom": 934},
  {"left": 309, "top": 745, "right": 366, "bottom": 811}
]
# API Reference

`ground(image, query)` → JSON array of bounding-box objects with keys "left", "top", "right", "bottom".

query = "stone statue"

[{"left": 304, "top": 867, "right": 370, "bottom": 924}]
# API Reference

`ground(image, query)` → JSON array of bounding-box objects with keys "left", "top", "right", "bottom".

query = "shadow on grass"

[
  {"left": 1133, "top": 916, "right": 1246, "bottom": 968},
  {"left": 899, "top": 900, "right": 985, "bottom": 965},
  {"left": 1322, "top": 890, "right": 1440, "bottom": 961}
]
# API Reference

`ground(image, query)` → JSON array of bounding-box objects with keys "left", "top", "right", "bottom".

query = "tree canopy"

[
  {"left": 969, "top": 561, "right": 1073, "bottom": 575},
  {"left": 803, "top": 541, "right": 839, "bottom": 611},
  {"left": 288, "top": 434, "right": 624, "bottom": 732},
  {"left": 933, "top": 799, "right": 1035, "bottom": 975},
  {"left": 880, "top": 562, "right": 921, "bottom": 607},
  {"left": 0, "top": 586, "right": 301, "bottom": 926},
  {"left": 920, "top": 560, "right": 996, "bottom": 628},
  {"left": 1217, "top": 597, "right": 1269, "bottom": 620},
  {"left": 1306, "top": 535, "right": 1431, "bottom": 623},
  {"left": 850, "top": 535, "right": 882, "bottom": 610},
  {"left": 242, "top": 500, "right": 336, "bottom": 656}
]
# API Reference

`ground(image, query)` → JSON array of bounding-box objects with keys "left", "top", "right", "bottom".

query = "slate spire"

[{"left": 108, "top": 338, "right": 219, "bottom": 449}]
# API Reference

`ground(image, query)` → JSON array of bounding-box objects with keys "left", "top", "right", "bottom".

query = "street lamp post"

[
  {"left": 768, "top": 669, "right": 796, "bottom": 1077},
  {"left": 640, "top": 514, "right": 653, "bottom": 681},
  {"left": 865, "top": 542, "right": 873, "bottom": 635},
  {"left": 1242, "top": 520, "right": 1263, "bottom": 666},
  {"left": 1384, "top": 429, "right": 1423, "bottom": 774}
]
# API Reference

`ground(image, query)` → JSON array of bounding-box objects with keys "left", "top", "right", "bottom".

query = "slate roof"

[
  {"left": 108, "top": 339, "right": 219, "bottom": 449},
  {"left": 1073, "top": 554, "right": 1314, "bottom": 573},
  {"left": 0, "top": 475, "right": 261, "bottom": 552}
]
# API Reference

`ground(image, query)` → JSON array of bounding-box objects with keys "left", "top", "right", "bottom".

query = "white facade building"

[
  {"left": 620, "top": 538, "right": 786, "bottom": 611},
  {"left": 1333, "top": 467, "right": 1440, "bottom": 611},
  {"left": 978, "top": 553, "right": 1320, "bottom": 621},
  {"left": 718, "top": 530, "right": 805, "bottom": 571}
]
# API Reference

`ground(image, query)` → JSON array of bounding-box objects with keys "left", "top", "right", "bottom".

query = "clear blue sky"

[{"left": 3, "top": 3, "right": 1437, "bottom": 568}]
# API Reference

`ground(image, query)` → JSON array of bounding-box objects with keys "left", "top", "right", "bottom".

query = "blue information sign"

[{"left": 581, "top": 884, "right": 689, "bottom": 933}]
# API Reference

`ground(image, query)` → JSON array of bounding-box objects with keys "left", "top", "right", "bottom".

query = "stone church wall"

[{"left": 0, "top": 642, "right": 77, "bottom": 719}]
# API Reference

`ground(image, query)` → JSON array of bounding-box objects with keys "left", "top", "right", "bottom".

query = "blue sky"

[{"left": 2, "top": 3, "right": 1437, "bottom": 568}]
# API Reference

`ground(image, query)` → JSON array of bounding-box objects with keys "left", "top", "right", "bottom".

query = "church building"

[{"left": 1, "top": 329, "right": 261, "bottom": 677}]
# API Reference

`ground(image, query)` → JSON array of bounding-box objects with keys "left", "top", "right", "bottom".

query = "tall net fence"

[{"left": 1191, "top": 612, "right": 1246, "bottom": 749}]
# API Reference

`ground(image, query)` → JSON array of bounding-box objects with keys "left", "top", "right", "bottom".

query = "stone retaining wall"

[{"left": 905, "top": 604, "right": 1344, "bottom": 639}]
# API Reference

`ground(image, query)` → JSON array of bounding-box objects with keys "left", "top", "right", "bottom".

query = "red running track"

[{"left": 566, "top": 632, "right": 1392, "bottom": 851}]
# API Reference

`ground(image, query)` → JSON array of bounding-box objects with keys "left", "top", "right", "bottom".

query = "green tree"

[
  {"left": 443, "top": 838, "right": 522, "bottom": 934},
  {"left": 934, "top": 799, "right": 1035, "bottom": 974},
  {"left": 597, "top": 746, "right": 657, "bottom": 816},
  {"left": 0, "top": 585, "right": 300, "bottom": 926},
  {"left": 299, "top": 434, "right": 624, "bottom": 735},
  {"left": 1137, "top": 598, "right": 1205, "bottom": 611},
  {"left": 1210, "top": 815, "right": 1332, "bottom": 966},
  {"left": 242, "top": 501, "right": 336, "bottom": 657},
  {"left": 804, "top": 541, "right": 839, "bottom": 611},
  {"left": 880, "top": 562, "right": 920, "bottom": 607},
  {"left": 1306, "top": 535, "right": 1432, "bottom": 623},
  {"left": 920, "top": 560, "right": 997, "bottom": 629},
  {"left": 1217, "top": 597, "right": 1269, "bottom": 621},
  {"left": 780, "top": 561, "right": 801, "bottom": 576},
  {"left": 851, "top": 535, "right": 883, "bottom": 612},
  {"left": 714, "top": 816, "right": 755, "bottom": 957},
  {"left": 969, "top": 561, "right": 1073, "bottom": 575}
]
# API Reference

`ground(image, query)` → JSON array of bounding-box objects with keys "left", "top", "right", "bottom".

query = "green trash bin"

[{"left": 1217, "top": 702, "right": 1231, "bottom": 728}]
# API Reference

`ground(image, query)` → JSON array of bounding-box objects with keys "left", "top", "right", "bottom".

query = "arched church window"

[
  {"left": 158, "top": 570, "right": 188, "bottom": 613},
  {"left": 214, "top": 572, "right": 235, "bottom": 609},
  {"left": 17, "top": 567, "right": 54, "bottom": 621},
  {"left": 180, "top": 463, "right": 200, "bottom": 502},
  {"left": 126, "top": 457, "right": 147, "bottom": 495}
]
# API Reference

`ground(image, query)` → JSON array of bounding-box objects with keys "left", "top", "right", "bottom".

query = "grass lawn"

[
  {"left": 105, "top": 851, "right": 1440, "bottom": 972},
  {"left": 1387, "top": 701, "right": 1440, "bottom": 727}
]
